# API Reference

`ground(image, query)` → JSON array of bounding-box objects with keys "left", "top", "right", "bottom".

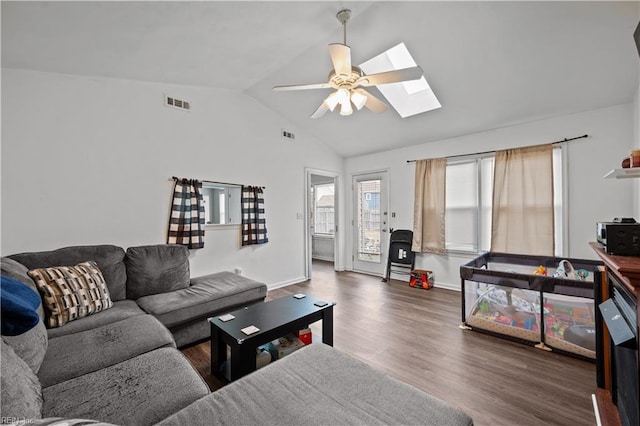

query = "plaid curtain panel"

[
  {"left": 241, "top": 186, "right": 268, "bottom": 246},
  {"left": 167, "top": 178, "right": 205, "bottom": 249}
]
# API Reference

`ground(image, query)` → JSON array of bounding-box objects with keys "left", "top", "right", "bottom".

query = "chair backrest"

[
  {"left": 388, "top": 230, "right": 415, "bottom": 265},
  {"left": 389, "top": 229, "right": 413, "bottom": 244}
]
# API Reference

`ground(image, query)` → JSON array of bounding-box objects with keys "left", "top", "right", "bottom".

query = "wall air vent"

[
  {"left": 165, "top": 95, "right": 191, "bottom": 111},
  {"left": 281, "top": 129, "right": 295, "bottom": 140}
]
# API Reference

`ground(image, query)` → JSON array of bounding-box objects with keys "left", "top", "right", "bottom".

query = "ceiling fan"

[{"left": 273, "top": 9, "right": 424, "bottom": 118}]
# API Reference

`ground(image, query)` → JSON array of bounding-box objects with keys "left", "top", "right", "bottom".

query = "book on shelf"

[{"left": 268, "top": 333, "right": 306, "bottom": 359}]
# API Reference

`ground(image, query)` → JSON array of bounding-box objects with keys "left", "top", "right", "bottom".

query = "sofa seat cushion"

[
  {"left": 125, "top": 245, "right": 190, "bottom": 300},
  {"left": 42, "top": 347, "right": 209, "bottom": 426},
  {"left": 38, "top": 315, "right": 175, "bottom": 387},
  {"left": 136, "top": 272, "right": 267, "bottom": 328},
  {"left": 9, "top": 245, "right": 127, "bottom": 301},
  {"left": 46, "top": 300, "right": 145, "bottom": 339},
  {"left": 157, "top": 343, "right": 473, "bottom": 426},
  {"left": 28, "top": 261, "right": 113, "bottom": 328},
  {"left": 1, "top": 339, "right": 42, "bottom": 420}
]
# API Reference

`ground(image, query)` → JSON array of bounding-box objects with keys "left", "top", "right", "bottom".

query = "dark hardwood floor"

[{"left": 181, "top": 260, "right": 597, "bottom": 426}]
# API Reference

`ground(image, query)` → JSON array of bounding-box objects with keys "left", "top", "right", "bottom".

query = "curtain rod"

[
  {"left": 171, "top": 177, "right": 265, "bottom": 189},
  {"left": 406, "top": 134, "right": 589, "bottom": 163}
]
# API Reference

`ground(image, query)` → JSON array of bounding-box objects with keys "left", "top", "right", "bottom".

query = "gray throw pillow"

[
  {"left": 125, "top": 245, "right": 190, "bottom": 300},
  {"left": 0, "top": 339, "right": 43, "bottom": 420}
]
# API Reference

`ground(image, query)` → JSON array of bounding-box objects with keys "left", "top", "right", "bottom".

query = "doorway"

[
  {"left": 352, "top": 171, "right": 388, "bottom": 276},
  {"left": 305, "top": 168, "right": 338, "bottom": 280}
]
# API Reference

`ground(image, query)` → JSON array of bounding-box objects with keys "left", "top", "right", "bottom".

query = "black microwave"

[{"left": 597, "top": 219, "right": 640, "bottom": 256}]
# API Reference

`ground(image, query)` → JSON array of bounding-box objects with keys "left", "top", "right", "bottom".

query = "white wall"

[
  {"left": 1, "top": 69, "right": 343, "bottom": 288},
  {"left": 345, "top": 104, "right": 634, "bottom": 290},
  {"left": 312, "top": 236, "right": 334, "bottom": 261}
]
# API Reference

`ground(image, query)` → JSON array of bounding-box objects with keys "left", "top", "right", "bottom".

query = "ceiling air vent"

[
  {"left": 281, "top": 129, "right": 295, "bottom": 140},
  {"left": 165, "top": 95, "right": 191, "bottom": 111}
]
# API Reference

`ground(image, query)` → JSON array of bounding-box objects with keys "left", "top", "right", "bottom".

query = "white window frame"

[
  {"left": 312, "top": 183, "right": 335, "bottom": 236},
  {"left": 445, "top": 153, "right": 494, "bottom": 254},
  {"left": 201, "top": 182, "right": 242, "bottom": 227}
]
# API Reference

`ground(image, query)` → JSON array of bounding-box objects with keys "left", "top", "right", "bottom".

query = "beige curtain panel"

[
  {"left": 412, "top": 158, "right": 446, "bottom": 254},
  {"left": 491, "top": 144, "right": 554, "bottom": 256}
]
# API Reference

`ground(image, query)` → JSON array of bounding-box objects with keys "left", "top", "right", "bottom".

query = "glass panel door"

[{"left": 353, "top": 172, "right": 388, "bottom": 275}]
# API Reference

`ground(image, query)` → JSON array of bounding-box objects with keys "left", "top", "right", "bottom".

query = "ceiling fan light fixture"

[
  {"left": 273, "top": 9, "right": 423, "bottom": 119},
  {"left": 339, "top": 100, "right": 353, "bottom": 116},
  {"left": 325, "top": 92, "right": 340, "bottom": 111},
  {"left": 336, "top": 88, "right": 350, "bottom": 103},
  {"left": 350, "top": 90, "right": 367, "bottom": 110}
]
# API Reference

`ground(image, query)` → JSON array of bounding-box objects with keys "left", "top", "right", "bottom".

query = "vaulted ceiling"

[{"left": 2, "top": 1, "right": 639, "bottom": 157}]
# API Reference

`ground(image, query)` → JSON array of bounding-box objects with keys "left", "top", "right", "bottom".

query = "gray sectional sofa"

[
  {"left": 6, "top": 244, "right": 268, "bottom": 347},
  {"left": 1, "top": 244, "right": 473, "bottom": 426}
]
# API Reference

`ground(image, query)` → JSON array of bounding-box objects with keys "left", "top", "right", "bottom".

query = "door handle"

[{"left": 381, "top": 228, "right": 387, "bottom": 232}]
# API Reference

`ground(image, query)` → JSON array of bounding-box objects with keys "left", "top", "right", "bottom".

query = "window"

[
  {"left": 444, "top": 147, "right": 564, "bottom": 255},
  {"left": 201, "top": 183, "right": 242, "bottom": 225},
  {"left": 445, "top": 156, "right": 494, "bottom": 252},
  {"left": 359, "top": 43, "right": 441, "bottom": 118},
  {"left": 313, "top": 183, "right": 335, "bottom": 235},
  {"left": 552, "top": 147, "right": 564, "bottom": 256}
]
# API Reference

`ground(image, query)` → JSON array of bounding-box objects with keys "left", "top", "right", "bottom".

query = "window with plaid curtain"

[
  {"left": 241, "top": 186, "right": 268, "bottom": 246},
  {"left": 167, "top": 178, "right": 205, "bottom": 249}
]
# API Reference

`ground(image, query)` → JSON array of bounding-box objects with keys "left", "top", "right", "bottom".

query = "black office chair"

[{"left": 382, "top": 229, "right": 416, "bottom": 282}]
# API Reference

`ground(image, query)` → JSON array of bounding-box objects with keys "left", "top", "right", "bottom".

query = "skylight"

[{"left": 359, "top": 43, "right": 441, "bottom": 118}]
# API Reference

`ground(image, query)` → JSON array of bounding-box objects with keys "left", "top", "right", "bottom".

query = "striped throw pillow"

[{"left": 28, "top": 261, "right": 113, "bottom": 328}]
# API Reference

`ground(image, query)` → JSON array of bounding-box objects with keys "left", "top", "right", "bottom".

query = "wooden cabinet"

[{"left": 590, "top": 242, "right": 640, "bottom": 426}]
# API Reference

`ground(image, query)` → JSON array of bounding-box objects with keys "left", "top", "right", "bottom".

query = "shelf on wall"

[{"left": 603, "top": 168, "right": 640, "bottom": 179}]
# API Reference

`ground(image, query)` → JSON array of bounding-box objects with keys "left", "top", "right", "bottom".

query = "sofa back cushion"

[
  {"left": 8, "top": 245, "right": 127, "bottom": 301},
  {"left": 0, "top": 339, "right": 43, "bottom": 420},
  {"left": 125, "top": 245, "right": 190, "bottom": 300}
]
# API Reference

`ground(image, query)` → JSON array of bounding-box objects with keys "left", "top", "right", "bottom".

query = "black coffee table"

[{"left": 208, "top": 293, "right": 335, "bottom": 381}]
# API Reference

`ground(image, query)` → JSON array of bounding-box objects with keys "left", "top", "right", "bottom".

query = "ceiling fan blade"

[
  {"left": 273, "top": 82, "right": 332, "bottom": 91},
  {"left": 357, "top": 66, "right": 423, "bottom": 87},
  {"left": 310, "top": 102, "right": 329, "bottom": 119},
  {"left": 328, "top": 43, "right": 352, "bottom": 75},
  {"left": 354, "top": 88, "right": 388, "bottom": 113}
]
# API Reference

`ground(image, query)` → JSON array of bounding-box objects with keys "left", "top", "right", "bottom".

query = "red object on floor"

[{"left": 410, "top": 269, "right": 434, "bottom": 289}]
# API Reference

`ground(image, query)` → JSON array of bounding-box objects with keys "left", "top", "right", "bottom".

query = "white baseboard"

[
  {"left": 268, "top": 276, "right": 307, "bottom": 290},
  {"left": 312, "top": 255, "right": 334, "bottom": 262},
  {"left": 267, "top": 276, "right": 461, "bottom": 292},
  {"left": 434, "top": 281, "right": 461, "bottom": 292}
]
